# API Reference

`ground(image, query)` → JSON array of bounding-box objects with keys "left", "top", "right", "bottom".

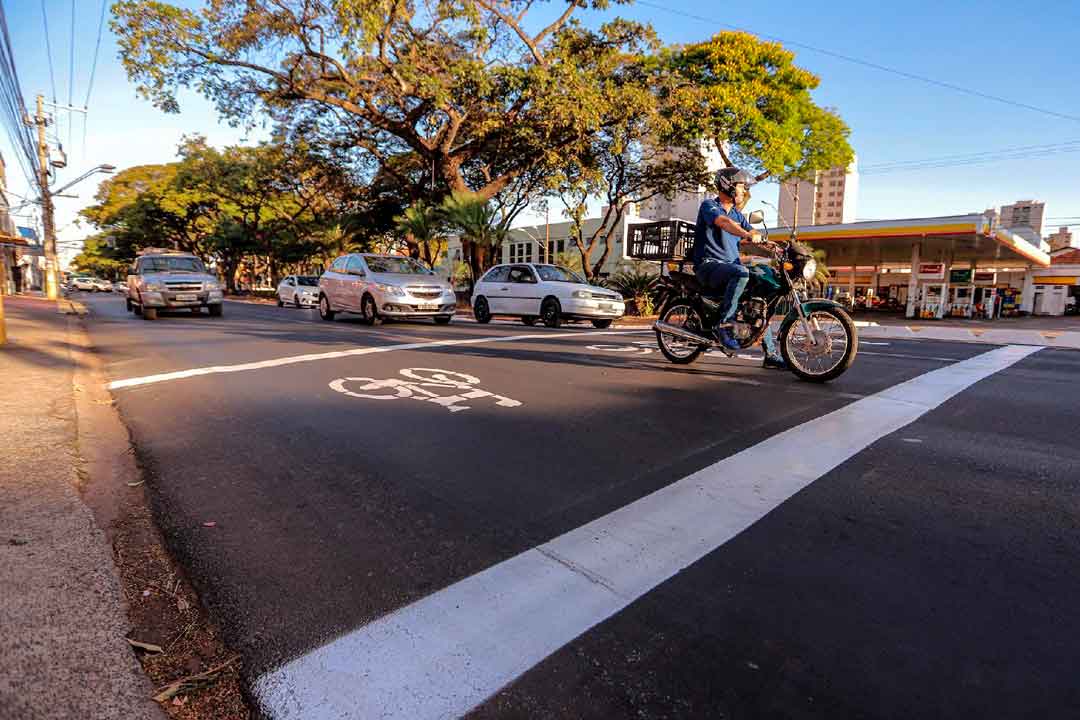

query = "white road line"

[
  {"left": 107, "top": 330, "right": 650, "bottom": 390},
  {"left": 253, "top": 344, "right": 1042, "bottom": 720},
  {"left": 860, "top": 351, "right": 965, "bottom": 362}
]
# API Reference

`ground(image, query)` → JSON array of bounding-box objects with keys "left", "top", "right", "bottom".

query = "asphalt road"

[{"left": 78, "top": 292, "right": 1080, "bottom": 719}]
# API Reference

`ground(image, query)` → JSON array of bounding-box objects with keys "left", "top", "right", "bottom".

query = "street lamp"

[{"left": 38, "top": 163, "right": 115, "bottom": 300}]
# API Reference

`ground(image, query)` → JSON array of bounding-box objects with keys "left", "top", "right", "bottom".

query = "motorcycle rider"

[{"left": 693, "top": 167, "right": 787, "bottom": 368}]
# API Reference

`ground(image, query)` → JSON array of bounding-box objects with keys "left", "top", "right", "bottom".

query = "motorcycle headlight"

[
  {"left": 376, "top": 282, "right": 406, "bottom": 297},
  {"left": 802, "top": 258, "right": 817, "bottom": 281}
]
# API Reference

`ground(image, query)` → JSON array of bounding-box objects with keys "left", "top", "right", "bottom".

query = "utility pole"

[
  {"left": 34, "top": 94, "right": 59, "bottom": 300},
  {"left": 545, "top": 206, "right": 550, "bottom": 264}
]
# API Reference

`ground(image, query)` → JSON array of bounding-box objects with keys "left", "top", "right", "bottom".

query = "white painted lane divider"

[
  {"left": 253, "top": 344, "right": 1042, "bottom": 720},
  {"left": 106, "top": 330, "right": 649, "bottom": 390}
]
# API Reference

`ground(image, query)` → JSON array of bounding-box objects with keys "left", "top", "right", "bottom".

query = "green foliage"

[
  {"left": 661, "top": 32, "right": 854, "bottom": 182},
  {"left": 71, "top": 235, "right": 130, "bottom": 281},
  {"left": 553, "top": 250, "right": 583, "bottom": 274},
  {"left": 440, "top": 191, "right": 507, "bottom": 287},
  {"left": 395, "top": 201, "right": 447, "bottom": 269},
  {"left": 607, "top": 262, "right": 659, "bottom": 316},
  {"left": 112, "top": 0, "right": 652, "bottom": 202}
]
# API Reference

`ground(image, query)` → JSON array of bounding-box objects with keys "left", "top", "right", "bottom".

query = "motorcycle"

[{"left": 652, "top": 209, "right": 858, "bottom": 383}]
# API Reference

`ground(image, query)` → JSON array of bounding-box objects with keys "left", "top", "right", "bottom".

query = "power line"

[
  {"left": 40, "top": 0, "right": 57, "bottom": 103},
  {"left": 67, "top": 0, "right": 76, "bottom": 152},
  {"left": 82, "top": 0, "right": 107, "bottom": 159},
  {"left": 84, "top": 0, "right": 106, "bottom": 108},
  {"left": 861, "top": 142, "right": 1080, "bottom": 175},
  {"left": 634, "top": 0, "right": 1080, "bottom": 125},
  {"left": 0, "top": 1, "right": 43, "bottom": 191}
]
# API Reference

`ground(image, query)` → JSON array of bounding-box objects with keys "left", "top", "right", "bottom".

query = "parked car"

[
  {"left": 318, "top": 254, "right": 456, "bottom": 324},
  {"left": 471, "top": 263, "right": 625, "bottom": 328},
  {"left": 72, "top": 276, "right": 111, "bottom": 292},
  {"left": 276, "top": 275, "right": 320, "bottom": 308},
  {"left": 126, "top": 250, "right": 224, "bottom": 320}
]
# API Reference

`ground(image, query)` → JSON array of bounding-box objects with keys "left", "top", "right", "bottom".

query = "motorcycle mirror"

[{"left": 747, "top": 210, "right": 765, "bottom": 224}]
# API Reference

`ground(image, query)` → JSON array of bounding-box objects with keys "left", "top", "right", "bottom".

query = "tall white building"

[
  {"left": 999, "top": 200, "right": 1045, "bottom": 236},
  {"left": 777, "top": 157, "right": 859, "bottom": 229},
  {"left": 636, "top": 139, "right": 727, "bottom": 222}
]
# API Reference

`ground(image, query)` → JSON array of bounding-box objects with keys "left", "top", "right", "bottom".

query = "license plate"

[
  {"left": 418, "top": 303, "right": 439, "bottom": 311},
  {"left": 175, "top": 294, "right": 197, "bottom": 302},
  {"left": 599, "top": 303, "right": 614, "bottom": 310}
]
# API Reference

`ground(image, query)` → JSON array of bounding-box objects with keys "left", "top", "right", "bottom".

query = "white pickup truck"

[{"left": 126, "top": 251, "right": 224, "bottom": 320}]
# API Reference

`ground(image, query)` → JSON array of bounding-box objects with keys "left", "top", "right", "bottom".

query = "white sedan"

[
  {"left": 277, "top": 275, "right": 320, "bottom": 308},
  {"left": 471, "top": 263, "right": 625, "bottom": 328}
]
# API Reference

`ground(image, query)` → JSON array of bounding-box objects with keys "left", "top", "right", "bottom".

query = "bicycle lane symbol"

[{"left": 328, "top": 368, "right": 523, "bottom": 414}]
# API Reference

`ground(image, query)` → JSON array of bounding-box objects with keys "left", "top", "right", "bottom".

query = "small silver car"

[{"left": 318, "top": 254, "right": 456, "bottom": 325}]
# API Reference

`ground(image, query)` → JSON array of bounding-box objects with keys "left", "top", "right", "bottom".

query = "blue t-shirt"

[{"left": 693, "top": 198, "right": 751, "bottom": 267}]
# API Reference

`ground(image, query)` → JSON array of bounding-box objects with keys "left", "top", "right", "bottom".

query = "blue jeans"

[{"left": 695, "top": 260, "right": 748, "bottom": 324}]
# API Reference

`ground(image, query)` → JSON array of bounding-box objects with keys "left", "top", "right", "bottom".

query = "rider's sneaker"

[
  {"left": 762, "top": 354, "right": 788, "bottom": 370},
  {"left": 716, "top": 328, "right": 742, "bottom": 352}
]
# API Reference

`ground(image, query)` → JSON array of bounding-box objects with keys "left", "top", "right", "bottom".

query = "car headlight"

[
  {"left": 802, "top": 258, "right": 817, "bottom": 281},
  {"left": 205, "top": 280, "right": 221, "bottom": 291},
  {"left": 144, "top": 281, "right": 164, "bottom": 292},
  {"left": 572, "top": 290, "right": 592, "bottom": 299},
  {"left": 376, "top": 282, "right": 406, "bottom": 297}
]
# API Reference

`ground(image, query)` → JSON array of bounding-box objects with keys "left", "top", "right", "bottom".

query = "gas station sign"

[
  {"left": 917, "top": 263, "right": 945, "bottom": 280},
  {"left": 949, "top": 269, "right": 973, "bottom": 284}
]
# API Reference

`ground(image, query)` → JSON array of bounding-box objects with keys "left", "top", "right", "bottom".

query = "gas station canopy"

[{"left": 793, "top": 214, "right": 1050, "bottom": 269}]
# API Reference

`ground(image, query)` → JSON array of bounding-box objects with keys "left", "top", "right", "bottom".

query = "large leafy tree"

[
  {"left": 662, "top": 32, "right": 854, "bottom": 182},
  {"left": 112, "top": 0, "right": 644, "bottom": 202}
]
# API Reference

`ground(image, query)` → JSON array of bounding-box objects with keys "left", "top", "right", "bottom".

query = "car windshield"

[
  {"left": 535, "top": 264, "right": 585, "bottom": 283},
  {"left": 363, "top": 256, "right": 431, "bottom": 275},
  {"left": 296, "top": 276, "right": 319, "bottom": 286},
  {"left": 142, "top": 256, "right": 205, "bottom": 273}
]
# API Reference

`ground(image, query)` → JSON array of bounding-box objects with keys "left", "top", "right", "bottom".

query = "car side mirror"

[{"left": 747, "top": 210, "right": 765, "bottom": 224}]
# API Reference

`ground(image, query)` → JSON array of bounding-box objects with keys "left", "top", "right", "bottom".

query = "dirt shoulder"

[{"left": 69, "top": 313, "right": 251, "bottom": 719}]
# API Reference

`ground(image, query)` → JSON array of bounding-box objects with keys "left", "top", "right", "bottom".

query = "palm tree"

[
  {"left": 394, "top": 201, "right": 446, "bottom": 269},
  {"left": 440, "top": 191, "right": 506, "bottom": 291}
]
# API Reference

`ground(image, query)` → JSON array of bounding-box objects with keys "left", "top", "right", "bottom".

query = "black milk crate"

[{"left": 627, "top": 220, "right": 695, "bottom": 260}]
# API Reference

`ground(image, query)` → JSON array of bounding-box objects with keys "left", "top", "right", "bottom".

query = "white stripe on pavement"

[
  {"left": 107, "top": 330, "right": 650, "bottom": 390},
  {"left": 253, "top": 343, "right": 1042, "bottom": 720}
]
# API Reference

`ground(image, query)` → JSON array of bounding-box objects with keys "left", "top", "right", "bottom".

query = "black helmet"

[{"left": 714, "top": 167, "right": 754, "bottom": 197}]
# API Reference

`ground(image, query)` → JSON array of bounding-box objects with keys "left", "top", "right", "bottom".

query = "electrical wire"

[
  {"left": 634, "top": 0, "right": 1080, "bottom": 125},
  {"left": 67, "top": 0, "right": 76, "bottom": 152},
  {"left": 0, "top": 1, "right": 43, "bottom": 192},
  {"left": 40, "top": 0, "right": 57, "bottom": 103},
  {"left": 82, "top": 0, "right": 108, "bottom": 158},
  {"left": 862, "top": 141, "right": 1080, "bottom": 175}
]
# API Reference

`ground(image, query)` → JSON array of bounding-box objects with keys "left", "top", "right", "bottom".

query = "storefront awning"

[{"left": 792, "top": 214, "right": 1051, "bottom": 269}]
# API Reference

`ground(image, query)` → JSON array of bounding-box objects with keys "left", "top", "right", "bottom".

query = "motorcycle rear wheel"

[{"left": 655, "top": 298, "right": 708, "bottom": 365}]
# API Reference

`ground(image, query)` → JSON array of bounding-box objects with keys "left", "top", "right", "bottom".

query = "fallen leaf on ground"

[
  {"left": 153, "top": 655, "right": 240, "bottom": 703},
  {"left": 126, "top": 479, "right": 145, "bottom": 487},
  {"left": 177, "top": 598, "right": 190, "bottom": 612},
  {"left": 201, "top": 521, "right": 217, "bottom": 528},
  {"left": 126, "top": 638, "right": 164, "bottom": 654}
]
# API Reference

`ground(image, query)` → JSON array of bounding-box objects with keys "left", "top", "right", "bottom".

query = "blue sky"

[{"left": 2, "top": 0, "right": 1078, "bottom": 263}]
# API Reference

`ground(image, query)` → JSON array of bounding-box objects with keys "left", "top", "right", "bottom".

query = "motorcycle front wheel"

[
  {"left": 780, "top": 307, "right": 858, "bottom": 382},
  {"left": 655, "top": 298, "right": 708, "bottom": 365}
]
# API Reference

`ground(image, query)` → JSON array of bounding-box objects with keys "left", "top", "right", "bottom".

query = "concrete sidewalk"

[{"left": 0, "top": 296, "right": 161, "bottom": 720}]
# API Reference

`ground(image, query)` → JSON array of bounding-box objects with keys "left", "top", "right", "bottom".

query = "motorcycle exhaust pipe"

[{"left": 653, "top": 321, "right": 717, "bottom": 347}]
